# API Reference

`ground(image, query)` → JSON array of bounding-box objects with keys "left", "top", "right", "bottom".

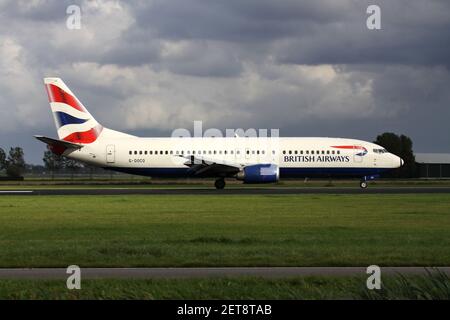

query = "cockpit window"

[{"left": 373, "top": 148, "right": 388, "bottom": 154}]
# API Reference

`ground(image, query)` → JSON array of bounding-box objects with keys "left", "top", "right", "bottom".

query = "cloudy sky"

[{"left": 0, "top": 0, "right": 449, "bottom": 164}]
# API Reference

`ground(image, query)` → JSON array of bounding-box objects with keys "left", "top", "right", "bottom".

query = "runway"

[
  {"left": 0, "top": 267, "right": 448, "bottom": 279},
  {"left": 1, "top": 187, "right": 450, "bottom": 196}
]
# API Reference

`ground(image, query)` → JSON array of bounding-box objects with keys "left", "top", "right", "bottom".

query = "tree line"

[
  {"left": 0, "top": 147, "right": 26, "bottom": 178},
  {"left": 1, "top": 132, "right": 418, "bottom": 178},
  {"left": 373, "top": 132, "right": 416, "bottom": 178},
  {"left": 0, "top": 147, "right": 96, "bottom": 179},
  {"left": 42, "top": 150, "right": 84, "bottom": 179}
]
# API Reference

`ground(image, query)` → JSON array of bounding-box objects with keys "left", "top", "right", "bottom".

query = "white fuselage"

[{"left": 66, "top": 132, "right": 402, "bottom": 179}]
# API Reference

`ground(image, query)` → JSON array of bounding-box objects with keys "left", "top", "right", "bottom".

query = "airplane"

[{"left": 35, "top": 78, "right": 404, "bottom": 189}]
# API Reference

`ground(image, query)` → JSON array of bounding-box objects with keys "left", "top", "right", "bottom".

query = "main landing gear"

[{"left": 215, "top": 178, "right": 226, "bottom": 190}]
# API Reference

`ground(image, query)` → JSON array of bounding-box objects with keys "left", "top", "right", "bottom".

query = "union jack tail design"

[{"left": 44, "top": 78, "right": 103, "bottom": 144}]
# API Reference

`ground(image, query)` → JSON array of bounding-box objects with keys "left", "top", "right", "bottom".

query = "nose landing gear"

[{"left": 359, "top": 174, "right": 380, "bottom": 189}]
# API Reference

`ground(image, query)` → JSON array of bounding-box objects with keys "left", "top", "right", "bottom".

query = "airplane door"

[
  {"left": 106, "top": 144, "right": 115, "bottom": 163},
  {"left": 353, "top": 145, "right": 364, "bottom": 163}
]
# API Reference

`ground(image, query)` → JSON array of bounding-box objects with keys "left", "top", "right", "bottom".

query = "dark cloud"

[
  {"left": 0, "top": 0, "right": 72, "bottom": 21},
  {"left": 135, "top": 0, "right": 351, "bottom": 42},
  {"left": 274, "top": 0, "right": 450, "bottom": 66},
  {"left": 0, "top": 0, "right": 449, "bottom": 164}
]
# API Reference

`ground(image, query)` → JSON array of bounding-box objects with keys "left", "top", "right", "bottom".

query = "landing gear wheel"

[
  {"left": 360, "top": 181, "right": 368, "bottom": 189},
  {"left": 215, "top": 178, "right": 226, "bottom": 190}
]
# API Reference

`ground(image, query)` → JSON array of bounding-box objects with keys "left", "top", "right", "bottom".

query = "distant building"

[{"left": 415, "top": 153, "right": 450, "bottom": 178}]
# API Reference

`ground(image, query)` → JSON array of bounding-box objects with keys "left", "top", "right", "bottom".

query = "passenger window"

[
  {"left": 283, "top": 150, "right": 286, "bottom": 155},
  {"left": 311, "top": 151, "right": 314, "bottom": 155},
  {"left": 144, "top": 151, "right": 148, "bottom": 155},
  {"left": 129, "top": 151, "right": 132, "bottom": 155},
  {"left": 139, "top": 151, "right": 143, "bottom": 155},
  {"left": 337, "top": 151, "right": 340, "bottom": 155}
]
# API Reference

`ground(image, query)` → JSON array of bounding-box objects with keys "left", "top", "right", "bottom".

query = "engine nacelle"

[{"left": 236, "top": 164, "right": 279, "bottom": 183}]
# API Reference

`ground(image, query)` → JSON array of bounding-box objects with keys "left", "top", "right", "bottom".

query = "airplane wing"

[{"left": 179, "top": 155, "right": 243, "bottom": 177}]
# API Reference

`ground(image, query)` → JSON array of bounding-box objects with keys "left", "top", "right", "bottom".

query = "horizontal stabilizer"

[{"left": 34, "top": 135, "right": 83, "bottom": 150}]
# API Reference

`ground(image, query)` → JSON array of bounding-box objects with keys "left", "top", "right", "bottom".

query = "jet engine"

[{"left": 236, "top": 164, "right": 279, "bottom": 183}]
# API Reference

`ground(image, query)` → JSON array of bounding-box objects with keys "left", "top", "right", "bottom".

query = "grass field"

[
  {"left": 1, "top": 273, "right": 449, "bottom": 299},
  {"left": 0, "top": 194, "right": 449, "bottom": 267}
]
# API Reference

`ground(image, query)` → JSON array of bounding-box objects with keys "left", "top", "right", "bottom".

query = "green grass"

[
  {"left": 0, "top": 194, "right": 449, "bottom": 267},
  {"left": 362, "top": 270, "right": 450, "bottom": 300},
  {"left": 1, "top": 273, "right": 449, "bottom": 299},
  {"left": 0, "top": 277, "right": 354, "bottom": 300}
]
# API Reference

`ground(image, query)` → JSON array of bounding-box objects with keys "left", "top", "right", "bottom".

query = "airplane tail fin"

[{"left": 44, "top": 78, "right": 103, "bottom": 144}]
